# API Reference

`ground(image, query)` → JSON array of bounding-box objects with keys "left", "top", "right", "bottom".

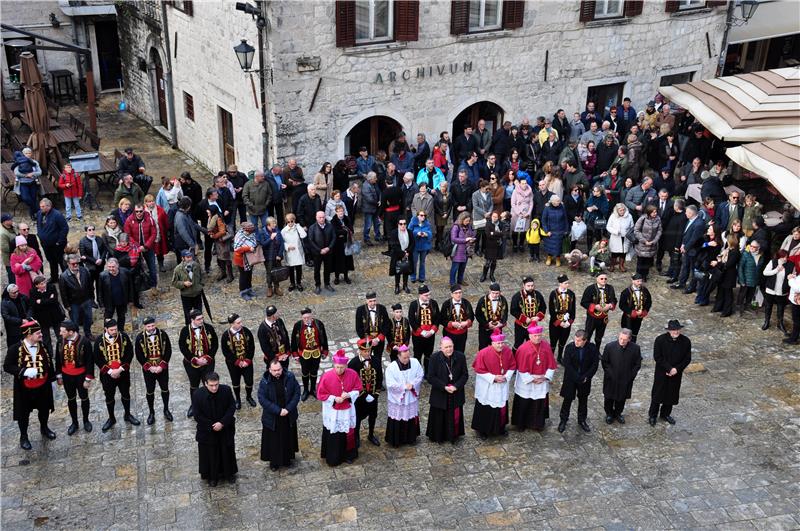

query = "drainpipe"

[
  {"left": 160, "top": 1, "right": 178, "bottom": 148},
  {"left": 715, "top": 1, "right": 735, "bottom": 77}
]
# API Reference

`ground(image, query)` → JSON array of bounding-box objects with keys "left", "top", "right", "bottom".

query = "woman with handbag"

[
  {"left": 633, "top": 205, "right": 662, "bottom": 281},
  {"left": 449, "top": 213, "right": 476, "bottom": 287},
  {"left": 207, "top": 207, "right": 234, "bottom": 283},
  {"left": 585, "top": 185, "right": 609, "bottom": 251},
  {"left": 331, "top": 205, "right": 354, "bottom": 285},
  {"left": 280, "top": 213, "right": 306, "bottom": 292},
  {"left": 389, "top": 218, "right": 415, "bottom": 294},
  {"left": 606, "top": 203, "right": 634, "bottom": 272},
  {"left": 233, "top": 222, "right": 260, "bottom": 301},
  {"left": 258, "top": 217, "right": 285, "bottom": 298}
]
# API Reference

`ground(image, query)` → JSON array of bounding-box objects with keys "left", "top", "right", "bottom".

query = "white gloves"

[
  {"left": 23, "top": 367, "right": 38, "bottom": 378},
  {"left": 365, "top": 394, "right": 375, "bottom": 403}
]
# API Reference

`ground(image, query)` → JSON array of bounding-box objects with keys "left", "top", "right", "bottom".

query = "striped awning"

[
  {"left": 726, "top": 136, "right": 800, "bottom": 209},
  {"left": 659, "top": 68, "right": 800, "bottom": 142}
]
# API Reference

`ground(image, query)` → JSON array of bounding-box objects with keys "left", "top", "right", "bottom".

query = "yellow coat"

[{"left": 526, "top": 219, "right": 547, "bottom": 244}]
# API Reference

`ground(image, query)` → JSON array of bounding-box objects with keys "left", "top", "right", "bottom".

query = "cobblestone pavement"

[{"left": 2, "top": 103, "right": 799, "bottom": 530}]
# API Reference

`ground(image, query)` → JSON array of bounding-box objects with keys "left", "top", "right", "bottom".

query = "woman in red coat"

[
  {"left": 58, "top": 162, "right": 84, "bottom": 221},
  {"left": 143, "top": 194, "right": 170, "bottom": 271}
]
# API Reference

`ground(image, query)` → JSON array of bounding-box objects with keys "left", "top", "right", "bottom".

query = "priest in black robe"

[
  {"left": 258, "top": 358, "right": 300, "bottom": 470},
  {"left": 601, "top": 328, "right": 641, "bottom": 425},
  {"left": 426, "top": 336, "right": 469, "bottom": 444},
  {"left": 648, "top": 320, "right": 692, "bottom": 426},
  {"left": 193, "top": 371, "right": 238, "bottom": 486}
]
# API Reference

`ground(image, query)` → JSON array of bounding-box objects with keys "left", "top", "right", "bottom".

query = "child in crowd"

[
  {"left": 526, "top": 218, "right": 546, "bottom": 263},
  {"left": 589, "top": 238, "right": 611, "bottom": 274}
]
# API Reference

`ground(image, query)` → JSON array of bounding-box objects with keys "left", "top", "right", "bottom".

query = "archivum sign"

[{"left": 374, "top": 61, "right": 474, "bottom": 84}]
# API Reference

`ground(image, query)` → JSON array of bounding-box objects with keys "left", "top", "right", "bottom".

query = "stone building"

[
  {"left": 116, "top": 0, "right": 733, "bottom": 173},
  {"left": 1, "top": 0, "right": 121, "bottom": 100}
]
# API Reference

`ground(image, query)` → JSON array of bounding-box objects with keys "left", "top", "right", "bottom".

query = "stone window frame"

[
  {"left": 355, "top": 0, "right": 395, "bottom": 45},
  {"left": 594, "top": 0, "right": 624, "bottom": 19},
  {"left": 468, "top": 0, "right": 503, "bottom": 32},
  {"left": 183, "top": 91, "right": 194, "bottom": 122}
]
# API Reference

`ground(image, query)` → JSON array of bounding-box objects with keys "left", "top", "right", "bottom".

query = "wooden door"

[
  {"left": 220, "top": 108, "right": 235, "bottom": 167},
  {"left": 153, "top": 51, "right": 167, "bottom": 127}
]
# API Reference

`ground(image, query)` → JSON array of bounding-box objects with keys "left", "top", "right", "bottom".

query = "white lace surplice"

[
  {"left": 385, "top": 359, "right": 424, "bottom": 421},
  {"left": 321, "top": 391, "right": 360, "bottom": 434},
  {"left": 474, "top": 370, "right": 515, "bottom": 408},
  {"left": 514, "top": 368, "right": 555, "bottom": 400}
]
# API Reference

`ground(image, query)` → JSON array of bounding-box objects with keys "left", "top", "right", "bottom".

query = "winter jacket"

[
  {"left": 606, "top": 210, "right": 634, "bottom": 254},
  {"left": 123, "top": 212, "right": 157, "bottom": 251},
  {"left": 113, "top": 182, "right": 144, "bottom": 207},
  {"left": 450, "top": 223, "right": 475, "bottom": 263},
  {"left": 415, "top": 166, "right": 445, "bottom": 190},
  {"left": 58, "top": 169, "right": 84, "bottom": 198},
  {"left": 10, "top": 249, "right": 43, "bottom": 295},
  {"left": 242, "top": 179, "right": 272, "bottom": 216},
  {"left": 1, "top": 287, "right": 30, "bottom": 343},
  {"left": 510, "top": 183, "right": 533, "bottom": 232},
  {"left": 36, "top": 208, "right": 68, "bottom": 246},
  {"left": 541, "top": 204, "right": 569, "bottom": 256},
  {"left": 471, "top": 190, "right": 493, "bottom": 224},
  {"left": 361, "top": 180, "right": 381, "bottom": 215},
  {"left": 526, "top": 219, "right": 546, "bottom": 245},
  {"left": 408, "top": 217, "right": 433, "bottom": 252},
  {"left": 633, "top": 215, "right": 662, "bottom": 258},
  {"left": 737, "top": 251, "right": 765, "bottom": 287}
]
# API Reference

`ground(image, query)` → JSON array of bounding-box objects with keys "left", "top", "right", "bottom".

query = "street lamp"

[
  {"left": 737, "top": 0, "right": 759, "bottom": 23},
  {"left": 716, "top": 0, "right": 762, "bottom": 77},
  {"left": 233, "top": 39, "right": 255, "bottom": 72}
]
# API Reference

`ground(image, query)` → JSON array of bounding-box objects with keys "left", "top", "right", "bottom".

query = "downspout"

[
  {"left": 715, "top": 1, "right": 735, "bottom": 77},
  {"left": 159, "top": 1, "right": 178, "bottom": 148}
]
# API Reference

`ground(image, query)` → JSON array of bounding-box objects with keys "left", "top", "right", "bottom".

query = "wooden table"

[
  {"left": 20, "top": 112, "right": 61, "bottom": 129},
  {"left": 52, "top": 128, "right": 78, "bottom": 151},
  {"left": 85, "top": 152, "right": 120, "bottom": 199}
]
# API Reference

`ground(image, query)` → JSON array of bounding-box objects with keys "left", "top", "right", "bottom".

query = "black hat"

[
  {"left": 631, "top": 273, "right": 643, "bottom": 281},
  {"left": 557, "top": 274, "right": 569, "bottom": 283},
  {"left": 359, "top": 146, "right": 368, "bottom": 152},
  {"left": 104, "top": 318, "right": 117, "bottom": 328},
  {"left": 365, "top": 291, "right": 377, "bottom": 300},
  {"left": 489, "top": 282, "right": 501, "bottom": 291},
  {"left": 391, "top": 303, "right": 402, "bottom": 311},
  {"left": 665, "top": 320, "right": 684, "bottom": 330},
  {"left": 418, "top": 284, "right": 430, "bottom": 294},
  {"left": 124, "top": 147, "right": 133, "bottom": 154},
  {"left": 265, "top": 305, "right": 277, "bottom": 317},
  {"left": 189, "top": 309, "right": 203, "bottom": 319},
  {"left": 142, "top": 316, "right": 156, "bottom": 325},
  {"left": 300, "top": 307, "right": 312, "bottom": 315},
  {"left": 522, "top": 276, "right": 534, "bottom": 284},
  {"left": 61, "top": 320, "right": 79, "bottom": 332},
  {"left": 227, "top": 313, "right": 240, "bottom": 324},
  {"left": 450, "top": 284, "right": 462, "bottom": 293}
]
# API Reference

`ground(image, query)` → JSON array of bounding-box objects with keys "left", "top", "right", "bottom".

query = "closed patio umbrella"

[{"left": 19, "top": 51, "right": 55, "bottom": 168}]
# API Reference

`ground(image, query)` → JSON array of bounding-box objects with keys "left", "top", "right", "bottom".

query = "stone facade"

[{"left": 118, "top": 1, "right": 729, "bottom": 174}]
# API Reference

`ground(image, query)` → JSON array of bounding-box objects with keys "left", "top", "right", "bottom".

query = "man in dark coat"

[
  {"left": 193, "top": 371, "right": 238, "bottom": 486},
  {"left": 558, "top": 330, "right": 599, "bottom": 433},
  {"left": 663, "top": 199, "right": 687, "bottom": 282},
  {"left": 475, "top": 283, "right": 508, "bottom": 349},
  {"left": 449, "top": 170, "right": 475, "bottom": 221},
  {"left": 673, "top": 205, "right": 706, "bottom": 292},
  {"left": 94, "top": 318, "right": 141, "bottom": 432},
  {"left": 257, "top": 305, "right": 291, "bottom": 370},
  {"left": 306, "top": 211, "right": 336, "bottom": 294},
  {"left": 648, "top": 320, "right": 692, "bottom": 426},
  {"left": 295, "top": 184, "right": 323, "bottom": 229},
  {"left": 36, "top": 198, "right": 69, "bottom": 284},
  {"left": 3, "top": 320, "right": 56, "bottom": 450},
  {"left": 179, "top": 309, "right": 219, "bottom": 418},
  {"left": 601, "top": 329, "right": 642, "bottom": 424},
  {"left": 510, "top": 276, "right": 546, "bottom": 351},
  {"left": 453, "top": 124, "right": 479, "bottom": 170},
  {"left": 1, "top": 285, "right": 30, "bottom": 349},
  {"left": 381, "top": 177, "right": 404, "bottom": 243},
  {"left": 258, "top": 358, "right": 300, "bottom": 471},
  {"left": 425, "top": 337, "right": 469, "bottom": 444}
]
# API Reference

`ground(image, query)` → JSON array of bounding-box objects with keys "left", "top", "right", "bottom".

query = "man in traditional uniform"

[
  {"left": 648, "top": 320, "right": 692, "bottom": 426},
  {"left": 581, "top": 273, "right": 617, "bottom": 349},
  {"left": 56, "top": 320, "right": 95, "bottom": 434},
  {"left": 258, "top": 305, "right": 291, "bottom": 370},
  {"left": 318, "top": 350, "right": 363, "bottom": 466},
  {"left": 384, "top": 344, "right": 424, "bottom": 447},
  {"left": 619, "top": 273, "right": 652, "bottom": 344},
  {"left": 386, "top": 303, "right": 411, "bottom": 362},
  {"left": 439, "top": 284, "right": 474, "bottom": 354},
  {"left": 179, "top": 309, "right": 219, "bottom": 418},
  {"left": 476, "top": 283, "right": 509, "bottom": 349},
  {"left": 134, "top": 317, "right": 174, "bottom": 425},
  {"left": 471, "top": 329, "right": 516, "bottom": 438},
  {"left": 558, "top": 330, "right": 599, "bottom": 433},
  {"left": 220, "top": 313, "right": 257, "bottom": 409},
  {"left": 408, "top": 284, "right": 440, "bottom": 376},
  {"left": 291, "top": 307, "right": 329, "bottom": 401},
  {"left": 601, "top": 328, "right": 642, "bottom": 424},
  {"left": 548, "top": 274, "right": 576, "bottom": 363},
  {"left": 193, "top": 371, "right": 238, "bottom": 486},
  {"left": 510, "top": 276, "right": 546, "bottom": 351},
  {"left": 348, "top": 339, "right": 380, "bottom": 446},
  {"left": 512, "top": 325, "right": 558, "bottom": 432},
  {"left": 4, "top": 320, "right": 56, "bottom": 449},
  {"left": 94, "top": 318, "right": 141, "bottom": 431},
  {"left": 426, "top": 336, "right": 469, "bottom": 444},
  {"left": 355, "top": 292, "right": 390, "bottom": 390}
]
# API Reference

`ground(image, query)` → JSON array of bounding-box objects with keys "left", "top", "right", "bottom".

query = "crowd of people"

[{"left": 2, "top": 95, "right": 800, "bottom": 485}]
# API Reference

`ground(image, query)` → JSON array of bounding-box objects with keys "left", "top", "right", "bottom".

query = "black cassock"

[
  {"left": 650, "top": 333, "right": 692, "bottom": 406},
  {"left": 601, "top": 341, "right": 642, "bottom": 402},
  {"left": 193, "top": 384, "right": 238, "bottom": 481},
  {"left": 426, "top": 350, "right": 469, "bottom": 443}
]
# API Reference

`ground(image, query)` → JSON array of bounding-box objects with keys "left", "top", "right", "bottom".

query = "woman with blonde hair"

[
  {"left": 606, "top": 203, "right": 634, "bottom": 272},
  {"left": 280, "top": 213, "right": 306, "bottom": 291}
]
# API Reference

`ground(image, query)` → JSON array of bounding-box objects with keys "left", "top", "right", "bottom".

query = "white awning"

[
  {"left": 728, "top": 1, "right": 800, "bottom": 45},
  {"left": 726, "top": 136, "right": 800, "bottom": 209}
]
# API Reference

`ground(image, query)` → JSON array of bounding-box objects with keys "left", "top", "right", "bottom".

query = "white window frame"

[
  {"left": 679, "top": 0, "right": 705, "bottom": 10},
  {"left": 594, "top": 0, "right": 624, "bottom": 19},
  {"left": 469, "top": 0, "right": 503, "bottom": 32},
  {"left": 355, "top": 0, "right": 394, "bottom": 44}
]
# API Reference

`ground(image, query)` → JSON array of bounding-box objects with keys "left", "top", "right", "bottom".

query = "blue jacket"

[
  {"left": 585, "top": 194, "right": 609, "bottom": 224},
  {"left": 408, "top": 217, "right": 433, "bottom": 252},
  {"left": 680, "top": 216, "right": 706, "bottom": 257},
  {"left": 356, "top": 155, "right": 376, "bottom": 178},
  {"left": 257, "top": 371, "right": 300, "bottom": 431},
  {"left": 391, "top": 153, "right": 414, "bottom": 175},
  {"left": 257, "top": 227, "right": 285, "bottom": 262},
  {"left": 37, "top": 208, "right": 69, "bottom": 245},
  {"left": 459, "top": 161, "right": 481, "bottom": 187},
  {"left": 415, "top": 167, "right": 445, "bottom": 190}
]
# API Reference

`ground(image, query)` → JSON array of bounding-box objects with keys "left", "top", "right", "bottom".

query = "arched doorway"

[
  {"left": 451, "top": 101, "right": 505, "bottom": 137},
  {"left": 344, "top": 115, "right": 403, "bottom": 157},
  {"left": 150, "top": 48, "right": 167, "bottom": 128}
]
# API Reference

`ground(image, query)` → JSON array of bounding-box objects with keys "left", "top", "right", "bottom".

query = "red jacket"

[
  {"left": 123, "top": 211, "right": 157, "bottom": 251},
  {"left": 58, "top": 169, "right": 84, "bottom": 198},
  {"left": 146, "top": 205, "right": 170, "bottom": 256}
]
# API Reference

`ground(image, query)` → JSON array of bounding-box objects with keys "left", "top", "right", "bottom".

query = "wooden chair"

[{"left": 76, "top": 128, "right": 100, "bottom": 152}]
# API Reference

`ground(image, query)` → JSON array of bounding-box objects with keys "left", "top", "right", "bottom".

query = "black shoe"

[
  {"left": 163, "top": 409, "right": 173, "bottom": 422},
  {"left": 661, "top": 415, "right": 676, "bottom": 425},
  {"left": 368, "top": 434, "right": 381, "bottom": 446},
  {"left": 345, "top": 458, "right": 354, "bottom": 464},
  {"left": 269, "top": 464, "right": 279, "bottom": 471},
  {"left": 20, "top": 436, "right": 32, "bottom": 450},
  {"left": 235, "top": 400, "right": 241, "bottom": 410},
  {"left": 301, "top": 389, "right": 310, "bottom": 402},
  {"left": 761, "top": 321, "right": 770, "bottom": 330},
  {"left": 557, "top": 421, "right": 566, "bottom": 433},
  {"left": 344, "top": 277, "right": 352, "bottom": 285},
  {"left": 67, "top": 422, "right": 79, "bottom": 436},
  {"left": 134, "top": 303, "right": 145, "bottom": 309},
  {"left": 333, "top": 278, "right": 340, "bottom": 285},
  {"left": 297, "top": 284, "right": 304, "bottom": 292},
  {"left": 325, "top": 285, "right": 335, "bottom": 292},
  {"left": 394, "top": 286, "right": 401, "bottom": 294},
  {"left": 682, "top": 288, "right": 695, "bottom": 295},
  {"left": 314, "top": 286, "right": 321, "bottom": 294},
  {"left": 147, "top": 412, "right": 155, "bottom": 426},
  {"left": 84, "top": 420, "right": 93, "bottom": 432},
  {"left": 783, "top": 337, "right": 799, "bottom": 344},
  {"left": 616, "top": 414, "right": 625, "bottom": 424},
  {"left": 246, "top": 396, "right": 257, "bottom": 407},
  {"left": 403, "top": 286, "right": 410, "bottom": 294},
  {"left": 578, "top": 421, "right": 591, "bottom": 433},
  {"left": 187, "top": 406, "right": 194, "bottom": 418},
  {"left": 288, "top": 284, "right": 296, "bottom": 292},
  {"left": 605, "top": 416, "right": 614, "bottom": 424},
  {"left": 39, "top": 426, "right": 56, "bottom": 440},
  {"left": 124, "top": 413, "right": 141, "bottom": 426},
  {"left": 778, "top": 322, "right": 789, "bottom": 335},
  {"left": 478, "top": 432, "right": 488, "bottom": 440},
  {"left": 648, "top": 416, "right": 657, "bottom": 426},
  {"left": 209, "top": 479, "right": 218, "bottom": 487},
  {"left": 102, "top": 418, "right": 116, "bottom": 432}
]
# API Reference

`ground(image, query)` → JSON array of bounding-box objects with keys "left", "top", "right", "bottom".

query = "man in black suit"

[
  {"left": 663, "top": 199, "right": 687, "bottom": 282},
  {"left": 452, "top": 124, "right": 479, "bottom": 170},
  {"left": 78, "top": 225, "right": 109, "bottom": 306},
  {"left": 558, "top": 330, "right": 599, "bottom": 433},
  {"left": 654, "top": 189, "right": 674, "bottom": 273},
  {"left": 713, "top": 191, "right": 744, "bottom": 232},
  {"left": 449, "top": 170, "right": 475, "bottom": 221},
  {"left": 673, "top": 205, "right": 706, "bottom": 293},
  {"left": 306, "top": 211, "right": 336, "bottom": 294}
]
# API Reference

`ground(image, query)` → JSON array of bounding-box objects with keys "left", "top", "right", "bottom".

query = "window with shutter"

[
  {"left": 594, "top": 0, "right": 624, "bottom": 18},
  {"left": 468, "top": 0, "right": 502, "bottom": 32},
  {"left": 502, "top": 0, "right": 524, "bottom": 29},
  {"left": 665, "top": 0, "right": 680, "bottom": 12},
  {"left": 183, "top": 92, "right": 194, "bottom": 122},
  {"left": 579, "top": 0, "right": 596, "bottom": 22},
  {"left": 395, "top": 0, "right": 419, "bottom": 42},
  {"left": 336, "top": 0, "right": 357, "bottom": 47},
  {"left": 355, "top": 0, "right": 394, "bottom": 44},
  {"left": 706, "top": 1, "right": 727, "bottom": 6},
  {"left": 451, "top": 0, "right": 471, "bottom": 34},
  {"left": 677, "top": 0, "right": 705, "bottom": 9},
  {"left": 623, "top": 0, "right": 643, "bottom": 17}
]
